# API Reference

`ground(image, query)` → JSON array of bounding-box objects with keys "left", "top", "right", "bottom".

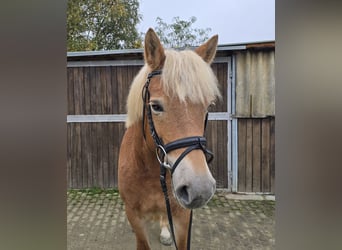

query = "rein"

[{"left": 142, "top": 70, "right": 214, "bottom": 250}]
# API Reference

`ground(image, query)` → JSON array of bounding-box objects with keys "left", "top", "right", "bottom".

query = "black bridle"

[{"left": 142, "top": 70, "right": 214, "bottom": 250}]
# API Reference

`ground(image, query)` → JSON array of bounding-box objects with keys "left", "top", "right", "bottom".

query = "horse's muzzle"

[
  {"left": 172, "top": 160, "right": 216, "bottom": 209},
  {"left": 175, "top": 182, "right": 216, "bottom": 209}
]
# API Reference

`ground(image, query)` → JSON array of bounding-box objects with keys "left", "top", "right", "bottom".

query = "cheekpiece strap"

[{"left": 142, "top": 70, "right": 163, "bottom": 141}]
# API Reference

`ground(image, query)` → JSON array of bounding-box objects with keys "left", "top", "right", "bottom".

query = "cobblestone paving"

[{"left": 67, "top": 189, "right": 275, "bottom": 250}]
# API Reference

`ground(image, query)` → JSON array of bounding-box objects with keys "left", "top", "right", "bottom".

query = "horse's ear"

[
  {"left": 144, "top": 28, "right": 165, "bottom": 70},
  {"left": 195, "top": 35, "right": 218, "bottom": 64}
]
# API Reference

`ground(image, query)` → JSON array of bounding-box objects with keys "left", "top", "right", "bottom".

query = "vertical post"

[
  {"left": 231, "top": 55, "right": 238, "bottom": 192},
  {"left": 227, "top": 57, "right": 232, "bottom": 191}
]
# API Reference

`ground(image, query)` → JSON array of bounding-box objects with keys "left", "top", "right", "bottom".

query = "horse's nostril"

[{"left": 177, "top": 185, "right": 189, "bottom": 203}]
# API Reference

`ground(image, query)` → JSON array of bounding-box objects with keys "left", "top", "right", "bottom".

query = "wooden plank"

[
  {"left": 116, "top": 66, "right": 124, "bottom": 114},
  {"left": 261, "top": 118, "right": 271, "bottom": 192},
  {"left": 80, "top": 67, "right": 85, "bottom": 114},
  {"left": 252, "top": 119, "right": 261, "bottom": 192},
  {"left": 90, "top": 67, "right": 97, "bottom": 115},
  {"left": 270, "top": 117, "right": 275, "bottom": 193},
  {"left": 75, "top": 123, "right": 82, "bottom": 188},
  {"left": 105, "top": 66, "right": 112, "bottom": 114},
  {"left": 111, "top": 66, "right": 119, "bottom": 114},
  {"left": 100, "top": 67, "right": 107, "bottom": 114},
  {"left": 215, "top": 121, "right": 224, "bottom": 188},
  {"left": 217, "top": 120, "right": 223, "bottom": 188},
  {"left": 96, "top": 122, "right": 104, "bottom": 187},
  {"left": 95, "top": 67, "right": 102, "bottom": 114},
  {"left": 222, "top": 63, "right": 228, "bottom": 112},
  {"left": 81, "top": 123, "right": 88, "bottom": 188},
  {"left": 245, "top": 119, "right": 253, "bottom": 192},
  {"left": 113, "top": 123, "right": 118, "bottom": 187},
  {"left": 98, "top": 67, "right": 110, "bottom": 115},
  {"left": 118, "top": 66, "right": 129, "bottom": 114},
  {"left": 218, "top": 63, "right": 228, "bottom": 112},
  {"left": 123, "top": 65, "right": 135, "bottom": 109},
  {"left": 221, "top": 120, "right": 228, "bottom": 188},
  {"left": 108, "top": 122, "right": 115, "bottom": 188},
  {"left": 83, "top": 67, "right": 91, "bottom": 114},
  {"left": 238, "top": 119, "right": 247, "bottom": 192},
  {"left": 67, "top": 124, "right": 71, "bottom": 189},
  {"left": 73, "top": 68, "right": 80, "bottom": 115},
  {"left": 75, "top": 67, "right": 85, "bottom": 115},
  {"left": 70, "top": 123, "right": 77, "bottom": 188},
  {"left": 102, "top": 123, "right": 109, "bottom": 188},
  {"left": 91, "top": 123, "right": 98, "bottom": 187},
  {"left": 67, "top": 68, "right": 75, "bottom": 115},
  {"left": 86, "top": 123, "right": 93, "bottom": 188}
]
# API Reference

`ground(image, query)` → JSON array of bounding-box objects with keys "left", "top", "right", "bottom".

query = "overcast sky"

[{"left": 138, "top": 0, "right": 275, "bottom": 45}]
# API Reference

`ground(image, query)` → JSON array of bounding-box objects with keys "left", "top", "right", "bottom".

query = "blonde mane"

[{"left": 125, "top": 49, "right": 221, "bottom": 128}]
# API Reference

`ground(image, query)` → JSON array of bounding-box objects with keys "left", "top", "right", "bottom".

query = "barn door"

[{"left": 207, "top": 57, "right": 235, "bottom": 191}]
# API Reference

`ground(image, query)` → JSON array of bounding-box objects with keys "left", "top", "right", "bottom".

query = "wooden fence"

[
  {"left": 237, "top": 117, "right": 275, "bottom": 193},
  {"left": 67, "top": 62, "right": 229, "bottom": 189}
]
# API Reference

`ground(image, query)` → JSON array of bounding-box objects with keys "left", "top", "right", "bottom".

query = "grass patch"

[{"left": 68, "top": 187, "right": 119, "bottom": 196}]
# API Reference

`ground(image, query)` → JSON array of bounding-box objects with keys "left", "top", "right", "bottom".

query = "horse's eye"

[{"left": 150, "top": 102, "right": 164, "bottom": 113}]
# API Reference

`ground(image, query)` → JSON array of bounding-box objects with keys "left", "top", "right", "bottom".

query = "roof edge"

[
  {"left": 67, "top": 40, "right": 275, "bottom": 58},
  {"left": 67, "top": 48, "right": 143, "bottom": 57}
]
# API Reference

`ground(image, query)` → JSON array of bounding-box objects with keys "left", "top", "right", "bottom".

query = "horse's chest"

[{"left": 129, "top": 176, "right": 173, "bottom": 215}]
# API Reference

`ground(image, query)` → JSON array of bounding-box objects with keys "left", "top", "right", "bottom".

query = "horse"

[{"left": 118, "top": 28, "right": 221, "bottom": 250}]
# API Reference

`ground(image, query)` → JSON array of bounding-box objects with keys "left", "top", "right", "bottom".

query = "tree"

[
  {"left": 153, "top": 16, "right": 212, "bottom": 48},
  {"left": 67, "top": 0, "right": 142, "bottom": 51}
]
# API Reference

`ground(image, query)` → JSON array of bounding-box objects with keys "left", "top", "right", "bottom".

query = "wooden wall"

[
  {"left": 67, "top": 66, "right": 141, "bottom": 115},
  {"left": 67, "top": 55, "right": 275, "bottom": 193},
  {"left": 67, "top": 62, "right": 229, "bottom": 189},
  {"left": 205, "top": 120, "right": 228, "bottom": 188},
  {"left": 67, "top": 122, "right": 125, "bottom": 188},
  {"left": 67, "top": 65, "right": 139, "bottom": 188},
  {"left": 237, "top": 117, "right": 275, "bottom": 193}
]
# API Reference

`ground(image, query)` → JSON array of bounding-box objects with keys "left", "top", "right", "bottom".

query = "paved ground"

[{"left": 67, "top": 189, "right": 275, "bottom": 250}]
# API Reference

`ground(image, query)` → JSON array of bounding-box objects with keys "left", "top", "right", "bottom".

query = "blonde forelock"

[{"left": 125, "top": 49, "right": 221, "bottom": 128}]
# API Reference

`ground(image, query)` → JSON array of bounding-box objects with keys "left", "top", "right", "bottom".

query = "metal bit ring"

[{"left": 156, "top": 145, "right": 172, "bottom": 170}]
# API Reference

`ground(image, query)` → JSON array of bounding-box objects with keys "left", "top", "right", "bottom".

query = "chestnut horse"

[{"left": 118, "top": 28, "right": 221, "bottom": 250}]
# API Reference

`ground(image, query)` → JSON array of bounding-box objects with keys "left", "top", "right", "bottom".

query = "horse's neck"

[{"left": 129, "top": 121, "right": 157, "bottom": 169}]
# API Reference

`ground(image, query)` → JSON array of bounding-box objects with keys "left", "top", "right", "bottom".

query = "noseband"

[{"left": 142, "top": 70, "right": 214, "bottom": 250}]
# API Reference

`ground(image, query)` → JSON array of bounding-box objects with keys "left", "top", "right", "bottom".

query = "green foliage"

[
  {"left": 154, "top": 16, "right": 212, "bottom": 48},
  {"left": 67, "top": 0, "right": 142, "bottom": 51}
]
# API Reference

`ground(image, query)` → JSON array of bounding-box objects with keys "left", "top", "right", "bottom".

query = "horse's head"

[{"left": 127, "top": 29, "right": 221, "bottom": 209}]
